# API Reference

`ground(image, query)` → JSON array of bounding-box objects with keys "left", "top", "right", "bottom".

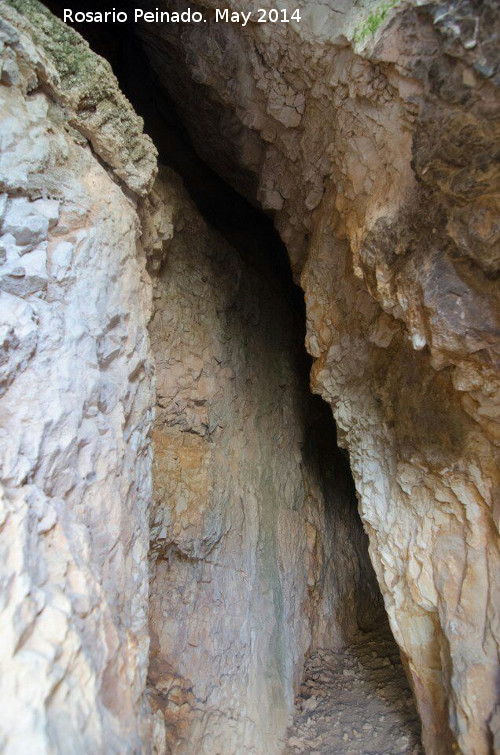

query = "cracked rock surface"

[
  {"left": 0, "top": 1, "right": 499, "bottom": 753},
  {"left": 143, "top": 167, "right": 384, "bottom": 754},
  {"left": 0, "top": 3, "right": 157, "bottom": 752},
  {"left": 136, "top": 1, "right": 500, "bottom": 751}
]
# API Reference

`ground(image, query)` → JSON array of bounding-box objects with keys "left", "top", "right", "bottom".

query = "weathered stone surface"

[
  {"left": 0, "top": 7, "right": 156, "bottom": 752},
  {"left": 1, "top": 1, "right": 498, "bottom": 753},
  {"left": 0, "top": 6, "right": 384, "bottom": 754},
  {"left": 136, "top": 2, "right": 500, "bottom": 752},
  {"left": 142, "top": 167, "right": 382, "bottom": 753},
  {"left": 2, "top": 0, "right": 157, "bottom": 195}
]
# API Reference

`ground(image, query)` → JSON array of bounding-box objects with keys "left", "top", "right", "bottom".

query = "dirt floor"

[{"left": 284, "top": 624, "right": 424, "bottom": 754}]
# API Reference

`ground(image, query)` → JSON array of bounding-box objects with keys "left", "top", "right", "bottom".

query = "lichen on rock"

[{"left": 2, "top": 0, "right": 157, "bottom": 195}]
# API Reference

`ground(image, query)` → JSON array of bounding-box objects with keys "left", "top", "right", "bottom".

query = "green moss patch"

[{"left": 353, "top": 0, "right": 401, "bottom": 44}]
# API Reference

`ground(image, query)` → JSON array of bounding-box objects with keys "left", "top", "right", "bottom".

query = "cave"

[
  {"left": 0, "top": 2, "right": 498, "bottom": 755},
  {"left": 50, "top": 6, "right": 424, "bottom": 751}
]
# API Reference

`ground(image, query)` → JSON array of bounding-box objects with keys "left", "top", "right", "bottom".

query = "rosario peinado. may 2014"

[{"left": 62, "top": 7, "right": 302, "bottom": 27}]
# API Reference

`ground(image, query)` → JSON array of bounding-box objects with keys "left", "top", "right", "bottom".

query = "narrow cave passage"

[{"left": 44, "top": 5, "right": 422, "bottom": 752}]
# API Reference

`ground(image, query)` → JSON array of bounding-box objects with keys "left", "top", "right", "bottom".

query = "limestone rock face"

[
  {"left": 0, "top": 5, "right": 156, "bottom": 752},
  {"left": 136, "top": 2, "right": 500, "bottom": 753},
  {"left": 3, "top": 0, "right": 158, "bottom": 195},
  {"left": 143, "top": 168, "right": 382, "bottom": 754},
  {"left": 1, "top": 1, "right": 498, "bottom": 753},
  {"left": 0, "top": 5, "right": 384, "bottom": 754}
]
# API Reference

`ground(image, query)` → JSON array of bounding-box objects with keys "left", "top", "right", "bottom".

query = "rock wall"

[
  {"left": 0, "top": 4, "right": 157, "bottom": 752},
  {"left": 136, "top": 2, "right": 500, "bottom": 753},
  {"left": 142, "top": 168, "right": 382, "bottom": 754},
  {"left": 0, "top": 4, "right": 385, "bottom": 754},
  {"left": 1, "top": 1, "right": 498, "bottom": 753}
]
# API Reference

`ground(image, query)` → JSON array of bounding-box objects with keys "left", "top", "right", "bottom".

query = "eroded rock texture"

[
  {"left": 135, "top": 2, "right": 500, "bottom": 753},
  {"left": 1, "top": 0, "right": 499, "bottom": 753},
  {"left": 142, "top": 167, "right": 382, "bottom": 753},
  {"left": 0, "top": 4, "right": 157, "bottom": 751},
  {"left": 0, "top": 4, "right": 385, "bottom": 753}
]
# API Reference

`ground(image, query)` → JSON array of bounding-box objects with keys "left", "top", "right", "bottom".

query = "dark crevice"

[
  {"left": 44, "top": 0, "right": 301, "bottom": 311},
  {"left": 44, "top": 0, "right": 384, "bottom": 633}
]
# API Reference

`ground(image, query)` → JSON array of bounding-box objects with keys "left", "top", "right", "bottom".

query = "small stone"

[
  {"left": 462, "top": 69, "right": 476, "bottom": 87},
  {"left": 33, "top": 199, "right": 60, "bottom": 229},
  {"left": 2, "top": 198, "right": 49, "bottom": 251},
  {"left": 302, "top": 696, "right": 318, "bottom": 712},
  {"left": 1, "top": 52, "right": 20, "bottom": 86},
  {"left": 49, "top": 241, "right": 74, "bottom": 281}
]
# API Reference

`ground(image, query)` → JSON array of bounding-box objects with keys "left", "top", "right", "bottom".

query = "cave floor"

[{"left": 284, "top": 624, "right": 423, "bottom": 755}]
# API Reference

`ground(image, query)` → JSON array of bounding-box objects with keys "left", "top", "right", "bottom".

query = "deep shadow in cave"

[
  {"left": 42, "top": 3, "right": 422, "bottom": 751},
  {"left": 45, "top": 0, "right": 300, "bottom": 310}
]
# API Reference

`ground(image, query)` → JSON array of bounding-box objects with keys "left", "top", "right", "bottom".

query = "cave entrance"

[{"left": 44, "top": 4, "right": 422, "bottom": 752}]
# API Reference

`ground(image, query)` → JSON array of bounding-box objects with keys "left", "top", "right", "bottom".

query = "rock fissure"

[
  {"left": 0, "top": 1, "right": 498, "bottom": 754},
  {"left": 48, "top": 12, "right": 411, "bottom": 750}
]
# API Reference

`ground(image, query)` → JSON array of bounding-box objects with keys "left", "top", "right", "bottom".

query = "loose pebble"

[{"left": 283, "top": 625, "right": 423, "bottom": 754}]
